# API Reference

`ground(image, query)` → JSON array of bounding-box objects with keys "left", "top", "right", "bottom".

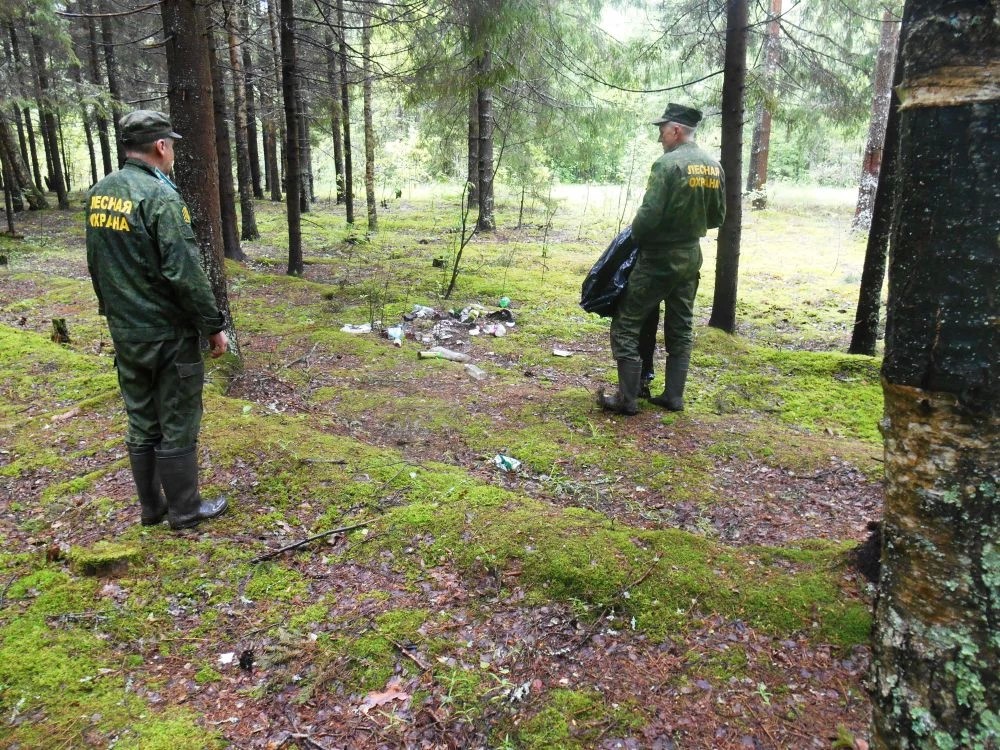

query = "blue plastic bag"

[{"left": 580, "top": 227, "right": 639, "bottom": 317}]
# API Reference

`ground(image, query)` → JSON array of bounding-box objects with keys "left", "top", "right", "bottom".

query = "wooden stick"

[{"left": 251, "top": 520, "right": 373, "bottom": 563}]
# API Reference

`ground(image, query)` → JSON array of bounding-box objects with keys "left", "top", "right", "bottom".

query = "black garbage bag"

[{"left": 580, "top": 227, "right": 639, "bottom": 317}]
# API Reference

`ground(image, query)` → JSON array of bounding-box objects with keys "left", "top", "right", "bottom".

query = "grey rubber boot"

[
  {"left": 156, "top": 445, "right": 228, "bottom": 531},
  {"left": 598, "top": 360, "right": 642, "bottom": 415},
  {"left": 650, "top": 352, "right": 691, "bottom": 411},
  {"left": 128, "top": 447, "right": 167, "bottom": 526}
]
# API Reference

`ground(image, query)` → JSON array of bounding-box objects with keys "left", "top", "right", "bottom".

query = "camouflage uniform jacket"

[
  {"left": 630, "top": 141, "right": 726, "bottom": 256},
  {"left": 86, "top": 158, "right": 224, "bottom": 343}
]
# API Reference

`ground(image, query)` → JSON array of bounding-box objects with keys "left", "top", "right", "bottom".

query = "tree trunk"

[
  {"left": 29, "top": 32, "right": 69, "bottom": 209},
  {"left": 297, "top": 88, "right": 312, "bottom": 212},
  {"left": 161, "top": 0, "right": 239, "bottom": 356},
  {"left": 324, "top": 29, "right": 345, "bottom": 204},
  {"left": 280, "top": 0, "right": 303, "bottom": 275},
  {"left": 746, "top": 0, "right": 780, "bottom": 195},
  {"left": 467, "top": 91, "right": 478, "bottom": 209},
  {"left": 0, "top": 109, "right": 47, "bottom": 209},
  {"left": 239, "top": 6, "right": 264, "bottom": 199},
  {"left": 0, "top": 151, "right": 15, "bottom": 232},
  {"left": 207, "top": 23, "right": 245, "bottom": 263},
  {"left": 82, "top": 0, "right": 113, "bottom": 176},
  {"left": 871, "top": 0, "right": 999, "bottom": 746},
  {"left": 265, "top": 0, "right": 285, "bottom": 200},
  {"left": 475, "top": 53, "right": 495, "bottom": 232},
  {"left": 266, "top": 0, "right": 285, "bottom": 201},
  {"left": 708, "top": 0, "right": 748, "bottom": 334},
  {"left": 362, "top": 6, "right": 376, "bottom": 232},
  {"left": 68, "top": 48, "right": 97, "bottom": 186},
  {"left": 852, "top": 10, "right": 900, "bottom": 233},
  {"left": 99, "top": 0, "right": 125, "bottom": 167},
  {"left": 337, "top": 0, "right": 354, "bottom": 224},
  {"left": 222, "top": 0, "right": 260, "bottom": 240},
  {"left": 848, "top": 35, "right": 903, "bottom": 357},
  {"left": 57, "top": 113, "right": 73, "bottom": 193},
  {"left": 12, "top": 108, "right": 29, "bottom": 175},
  {"left": 22, "top": 108, "right": 43, "bottom": 192}
]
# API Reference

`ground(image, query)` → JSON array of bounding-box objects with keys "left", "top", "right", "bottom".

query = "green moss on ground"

[{"left": 0, "top": 566, "right": 221, "bottom": 748}]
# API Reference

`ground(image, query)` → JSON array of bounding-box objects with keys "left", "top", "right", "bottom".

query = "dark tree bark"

[
  {"left": 22, "top": 108, "right": 43, "bottom": 192},
  {"left": 871, "top": 1, "right": 1000, "bottom": 747},
  {"left": 475, "top": 54, "right": 495, "bottom": 232},
  {"left": 222, "top": 0, "right": 260, "bottom": 239},
  {"left": 848, "top": 35, "right": 903, "bottom": 356},
  {"left": 239, "top": 5, "right": 264, "bottom": 199},
  {"left": 207, "top": 23, "right": 245, "bottom": 263},
  {"left": 29, "top": 32, "right": 69, "bottom": 209},
  {"left": 82, "top": 0, "right": 113, "bottom": 176},
  {"left": 0, "top": 151, "right": 15, "bottom": 232},
  {"left": 337, "top": 0, "right": 354, "bottom": 224},
  {"left": 324, "top": 29, "right": 345, "bottom": 204},
  {"left": 99, "top": 0, "right": 125, "bottom": 167},
  {"left": 57, "top": 113, "right": 72, "bottom": 193},
  {"left": 265, "top": 0, "right": 285, "bottom": 201},
  {"left": 280, "top": 0, "right": 303, "bottom": 275},
  {"left": 746, "top": 0, "right": 780, "bottom": 195},
  {"left": 852, "top": 9, "right": 900, "bottom": 232},
  {"left": 467, "top": 91, "right": 478, "bottom": 210},
  {"left": 12, "top": 108, "right": 29, "bottom": 175},
  {"left": 0, "top": 109, "right": 46, "bottom": 209},
  {"left": 708, "top": 0, "right": 748, "bottom": 334},
  {"left": 161, "top": 0, "right": 239, "bottom": 356},
  {"left": 361, "top": 5, "right": 376, "bottom": 232}
]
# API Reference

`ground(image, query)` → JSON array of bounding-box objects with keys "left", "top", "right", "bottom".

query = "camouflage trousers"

[
  {"left": 610, "top": 244, "right": 701, "bottom": 364},
  {"left": 114, "top": 336, "right": 205, "bottom": 451}
]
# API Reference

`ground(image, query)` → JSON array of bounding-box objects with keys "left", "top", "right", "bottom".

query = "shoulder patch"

[{"left": 182, "top": 206, "right": 191, "bottom": 224}]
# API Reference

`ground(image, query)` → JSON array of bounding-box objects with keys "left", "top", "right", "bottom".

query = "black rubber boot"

[
  {"left": 650, "top": 352, "right": 690, "bottom": 412},
  {"left": 598, "top": 360, "right": 642, "bottom": 416},
  {"left": 156, "top": 445, "right": 228, "bottom": 531},
  {"left": 128, "top": 446, "right": 167, "bottom": 526}
]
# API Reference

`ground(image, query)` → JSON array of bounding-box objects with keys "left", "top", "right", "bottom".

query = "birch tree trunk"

[
  {"left": 848, "top": 38, "right": 903, "bottom": 357},
  {"left": 871, "top": 0, "right": 1000, "bottom": 746},
  {"left": 708, "top": 0, "right": 747, "bottom": 334},
  {"left": 852, "top": 10, "right": 900, "bottom": 232}
]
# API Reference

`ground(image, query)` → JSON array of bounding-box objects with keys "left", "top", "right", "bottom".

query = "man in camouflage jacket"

[
  {"left": 600, "top": 103, "right": 726, "bottom": 415},
  {"left": 86, "top": 110, "right": 229, "bottom": 530}
]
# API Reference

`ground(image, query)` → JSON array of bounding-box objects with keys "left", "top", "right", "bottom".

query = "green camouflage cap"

[
  {"left": 119, "top": 110, "right": 182, "bottom": 145},
  {"left": 651, "top": 103, "right": 703, "bottom": 128}
]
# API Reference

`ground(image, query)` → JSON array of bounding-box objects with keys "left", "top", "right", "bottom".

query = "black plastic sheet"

[{"left": 579, "top": 227, "right": 639, "bottom": 317}]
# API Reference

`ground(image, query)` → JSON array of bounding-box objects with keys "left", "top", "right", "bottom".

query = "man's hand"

[{"left": 208, "top": 330, "right": 228, "bottom": 358}]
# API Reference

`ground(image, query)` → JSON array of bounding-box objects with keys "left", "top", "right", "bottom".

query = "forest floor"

[{"left": 0, "top": 184, "right": 881, "bottom": 749}]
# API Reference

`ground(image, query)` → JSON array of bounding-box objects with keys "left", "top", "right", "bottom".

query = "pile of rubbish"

[{"left": 339, "top": 299, "right": 517, "bottom": 381}]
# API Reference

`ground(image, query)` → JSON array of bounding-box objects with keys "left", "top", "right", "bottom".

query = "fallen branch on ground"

[{"left": 251, "top": 520, "right": 374, "bottom": 563}]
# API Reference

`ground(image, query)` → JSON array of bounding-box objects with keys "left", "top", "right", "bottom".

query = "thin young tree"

[
  {"left": 871, "top": 0, "right": 999, "bottom": 745},
  {"left": 324, "top": 28, "right": 345, "bottom": 204},
  {"left": 708, "top": 0, "right": 748, "bottom": 334},
  {"left": 239, "top": 4, "right": 264, "bottom": 199}
]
